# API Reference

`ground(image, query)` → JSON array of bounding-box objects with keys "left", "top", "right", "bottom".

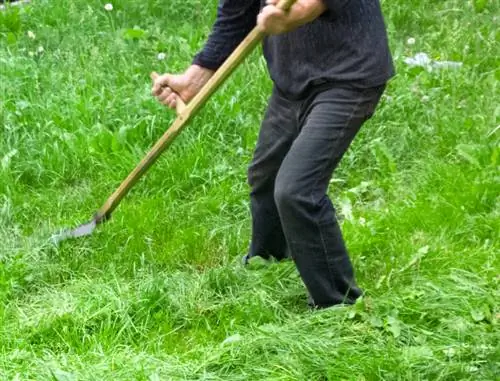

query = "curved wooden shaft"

[{"left": 95, "top": 0, "right": 297, "bottom": 221}]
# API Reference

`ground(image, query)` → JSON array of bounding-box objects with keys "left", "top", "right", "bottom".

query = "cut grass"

[{"left": 1, "top": 0, "right": 499, "bottom": 379}]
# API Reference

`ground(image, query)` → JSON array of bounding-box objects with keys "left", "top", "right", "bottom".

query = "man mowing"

[{"left": 152, "top": 0, "right": 394, "bottom": 309}]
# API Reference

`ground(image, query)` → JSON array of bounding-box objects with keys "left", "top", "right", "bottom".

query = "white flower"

[
  {"left": 467, "top": 366, "right": 479, "bottom": 373},
  {"left": 404, "top": 52, "right": 463, "bottom": 71},
  {"left": 222, "top": 334, "right": 242, "bottom": 345},
  {"left": 157, "top": 52, "right": 166, "bottom": 61},
  {"left": 443, "top": 347, "right": 456, "bottom": 358},
  {"left": 28, "top": 51, "right": 34, "bottom": 57},
  {"left": 407, "top": 37, "right": 416, "bottom": 45},
  {"left": 37, "top": 45, "right": 44, "bottom": 54},
  {"left": 104, "top": 3, "right": 113, "bottom": 11},
  {"left": 27, "top": 31, "right": 36, "bottom": 39},
  {"left": 404, "top": 52, "right": 431, "bottom": 67}
]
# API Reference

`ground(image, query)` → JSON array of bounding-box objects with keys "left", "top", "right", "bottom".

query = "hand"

[
  {"left": 257, "top": 0, "right": 327, "bottom": 35},
  {"left": 151, "top": 65, "right": 214, "bottom": 110}
]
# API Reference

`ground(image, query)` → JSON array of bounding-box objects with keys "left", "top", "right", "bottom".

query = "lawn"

[{"left": 0, "top": 0, "right": 498, "bottom": 379}]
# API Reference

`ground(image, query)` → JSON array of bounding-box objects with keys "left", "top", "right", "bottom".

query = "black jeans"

[{"left": 247, "top": 84, "right": 385, "bottom": 308}]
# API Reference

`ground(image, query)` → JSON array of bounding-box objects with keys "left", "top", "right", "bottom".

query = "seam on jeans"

[
  {"left": 311, "top": 89, "right": 367, "bottom": 302},
  {"left": 310, "top": 88, "right": 368, "bottom": 205}
]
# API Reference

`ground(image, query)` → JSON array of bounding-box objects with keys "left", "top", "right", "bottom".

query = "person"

[{"left": 152, "top": 0, "right": 394, "bottom": 309}]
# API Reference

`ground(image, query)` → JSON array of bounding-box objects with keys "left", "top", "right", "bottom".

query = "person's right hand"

[{"left": 151, "top": 65, "right": 214, "bottom": 110}]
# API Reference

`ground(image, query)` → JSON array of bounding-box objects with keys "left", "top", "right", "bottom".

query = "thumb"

[{"left": 151, "top": 72, "right": 175, "bottom": 96}]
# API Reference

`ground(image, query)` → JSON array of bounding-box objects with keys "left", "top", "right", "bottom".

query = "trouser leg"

[
  {"left": 247, "top": 88, "right": 300, "bottom": 260},
  {"left": 274, "top": 85, "right": 385, "bottom": 307}
]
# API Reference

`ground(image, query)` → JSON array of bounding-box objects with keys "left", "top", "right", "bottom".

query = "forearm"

[
  {"left": 193, "top": 0, "right": 261, "bottom": 70},
  {"left": 258, "top": 0, "right": 327, "bottom": 35}
]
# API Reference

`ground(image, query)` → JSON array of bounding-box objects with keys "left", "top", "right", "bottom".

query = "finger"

[
  {"left": 165, "top": 93, "right": 178, "bottom": 108},
  {"left": 152, "top": 74, "right": 173, "bottom": 96},
  {"left": 262, "top": 4, "right": 285, "bottom": 16},
  {"left": 258, "top": 6, "right": 285, "bottom": 32},
  {"left": 157, "top": 87, "right": 173, "bottom": 102},
  {"left": 150, "top": 72, "right": 161, "bottom": 96},
  {"left": 150, "top": 71, "right": 159, "bottom": 81},
  {"left": 266, "top": 0, "right": 278, "bottom": 4},
  {"left": 257, "top": 12, "right": 265, "bottom": 31},
  {"left": 257, "top": 7, "right": 273, "bottom": 31},
  {"left": 167, "top": 98, "right": 177, "bottom": 110},
  {"left": 260, "top": 5, "right": 285, "bottom": 24}
]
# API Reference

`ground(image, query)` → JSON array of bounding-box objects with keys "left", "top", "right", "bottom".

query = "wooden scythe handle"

[{"left": 95, "top": 0, "right": 298, "bottom": 221}]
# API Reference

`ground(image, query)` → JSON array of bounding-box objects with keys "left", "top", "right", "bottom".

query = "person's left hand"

[{"left": 257, "top": 0, "right": 327, "bottom": 35}]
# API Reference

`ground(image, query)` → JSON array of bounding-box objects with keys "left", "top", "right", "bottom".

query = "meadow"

[{"left": 0, "top": 0, "right": 498, "bottom": 379}]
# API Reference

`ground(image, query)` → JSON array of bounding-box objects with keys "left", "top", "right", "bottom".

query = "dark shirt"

[{"left": 193, "top": 0, "right": 395, "bottom": 99}]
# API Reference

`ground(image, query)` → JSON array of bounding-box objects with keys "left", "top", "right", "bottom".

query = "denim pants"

[{"left": 247, "top": 84, "right": 385, "bottom": 307}]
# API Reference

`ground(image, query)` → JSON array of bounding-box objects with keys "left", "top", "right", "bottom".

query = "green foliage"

[{"left": 0, "top": 0, "right": 498, "bottom": 379}]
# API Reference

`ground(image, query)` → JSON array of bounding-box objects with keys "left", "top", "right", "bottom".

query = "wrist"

[{"left": 187, "top": 65, "right": 215, "bottom": 81}]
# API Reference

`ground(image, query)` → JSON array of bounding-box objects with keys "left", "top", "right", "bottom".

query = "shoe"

[
  {"left": 307, "top": 294, "right": 315, "bottom": 308},
  {"left": 307, "top": 294, "right": 359, "bottom": 310},
  {"left": 242, "top": 253, "right": 251, "bottom": 266},
  {"left": 241, "top": 254, "right": 272, "bottom": 269}
]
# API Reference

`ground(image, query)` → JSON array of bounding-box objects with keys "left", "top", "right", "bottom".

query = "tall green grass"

[{"left": 1, "top": 0, "right": 498, "bottom": 379}]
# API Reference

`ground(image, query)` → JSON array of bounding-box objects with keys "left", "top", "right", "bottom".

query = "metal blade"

[{"left": 50, "top": 218, "right": 97, "bottom": 246}]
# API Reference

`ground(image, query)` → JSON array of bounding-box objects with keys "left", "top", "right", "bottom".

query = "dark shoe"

[
  {"left": 242, "top": 254, "right": 250, "bottom": 266},
  {"left": 241, "top": 254, "right": 272, "bottom": 269},
  {"left": 307, "top": 294, "right": 315, "bottom": 308},
  {"left": 307, "top": 293, "right": 360, "bottom": 310}
]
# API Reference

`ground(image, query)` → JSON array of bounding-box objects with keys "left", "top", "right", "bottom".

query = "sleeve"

[
  {"left": 321, "top": 0, "right": 352, "bottom": 14},
  {"left": 192, "top": 0, "right": 261, "bottom": 71}
]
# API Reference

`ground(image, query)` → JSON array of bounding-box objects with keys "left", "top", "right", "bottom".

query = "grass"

[{"left": 0, "top": 0, "right": 498, "bottom": 379}]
